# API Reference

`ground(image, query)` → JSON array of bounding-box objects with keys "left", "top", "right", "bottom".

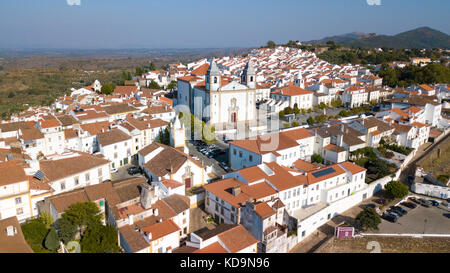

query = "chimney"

[
  {"left": 141, "top": 183, "right": 153, "bottom": 209},
  {"left": 232, "top": 186, "right": 241, "bottom": 196},
  {"left": 128, "top": 215, "right": 134, "bottom": 225},
  {"left": 154, "top": 208, "right": 159, "bottom": 216}
]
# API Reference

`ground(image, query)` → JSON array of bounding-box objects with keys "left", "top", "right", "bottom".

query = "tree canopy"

[
  {"left": 80, "top": 225, "right": 120, "bottom": 253},
  {"left": 385, "top": 181, "right": 409, "bottom": 199},
  {"left": 356, "top": 207, "right": 381, "bottom": 231},
  {"left": 100, "top": 83, "right": 116, "bottom": 95}
]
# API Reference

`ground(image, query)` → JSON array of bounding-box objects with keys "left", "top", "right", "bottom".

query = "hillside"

[
  {"left": 305, "top": 32, "right": 368, "bottom": 45},
  {"left": 347, "top": 27, "right": 450, "bottom": 49},
  {"left": 305, "top": 27, "right": 450, "bottom": 49}
]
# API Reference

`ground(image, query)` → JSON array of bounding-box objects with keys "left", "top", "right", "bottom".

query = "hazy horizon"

[{"left": 0, "top": 0, "right": 449, "bottom": 50}]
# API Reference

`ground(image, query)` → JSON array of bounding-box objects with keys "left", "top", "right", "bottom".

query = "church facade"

[{"left": 177, "top": 60, "right": 260, "bottom": 126}]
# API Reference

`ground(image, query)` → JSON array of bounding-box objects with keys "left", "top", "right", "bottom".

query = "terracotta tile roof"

[
  {"left": 0, "top": 160, "right": 28, "bottom": 186},
  {"left": 339, "top": 161, "right": 367, "bottom": 175},
  {"left": 160, "top": 179, "right": 184, "bottom": 190},
  {"left": 238, "top": 162, "right": 308, "bottom": 191},
  {"left": 102, "top": 103, "right": 139, "bottom": 115},
  {"left": 191, "top": 63, "right": 209, "bottom": 76},
  {"left": 39, "top": 152, "right": 110, "bottom": 182},
  {"left": 217, "top": 225, "right": 258, "bottom": 253},
  {"left": 0, "top": 217, "right": 33, "bottom": 253},
  {"left": 230, "top": 128, "right": 313, "bottom": 155},
  {"left": 193, "top": 242, "right": 228, "bottom": 253},
  {"left": 272, "top": 85, "right": 313, "bottom": 96},
  {"left": 0, "top": 122, "right": 32, "bottom": 133},
  {"left": 113, "top": 86, "right": 139, "bottom": 96},
  {"left": 293, "top": 159, "right": 317, "bottom": 172},
  {"left": 80, "top": 121, "right": 111, "bottom": 136},
  {"left": 253, "top": 202, "right": 276, "bottom": 219},
  {"left": 203, "top": 178, "right": 252, "bottom": 208},
  {"left": 324, "top": 144, "right": 346, "bottom": 153},
  {"left": 177, "top": 75, "right": 202, "bottom": 82},
  {"left": 28, "top": 176, "right": 52, "bottom": 191},
  {"left": 139, "top": 143, "right": 203, "bottom": 178},
  {"left": 111, "top": 177, "right": 146, "bottom": 202},
  {"left": 21, "top": 128, "right": 44, "bottom": 141},
  {"left": 141, "top": 219, "right": 180, "bottom": 241},
  {"left": 405, "top": 106, "right": 423, "bottom": 114},
  {"left": 98, "top": 129, "right": 131, "bottom": 146},
  {"left": 118, "top": 225, "right": 149, "bottom": 253},
  {"left": 306, "top": 164, "right": 346, "bottom": 184},
  {"left": 39, "top": 118, "right": 61, "bottom": 129},
  {"left": 55, "top": 114, "right": 79, "bottom": 127},
  {"left": 63, "top": 129, "right": 78, "bottom": 139}
]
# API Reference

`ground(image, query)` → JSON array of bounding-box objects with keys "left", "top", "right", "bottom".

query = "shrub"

[
  {"left": 385, "top": 180, "right": 409, "bottom": 199},
  {"left": 311, "top": 153, "right": 323, "bottom": 164},
  {"left": 44, "top": 228, "right": 60, "bottom": 251},
  {"left": 356, "top": 207, "right": 381, "bottom": 231}
]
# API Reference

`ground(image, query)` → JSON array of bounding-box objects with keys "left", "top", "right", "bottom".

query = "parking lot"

[
  {"left": 186, "top": 141, "right": 230, "bottom": 177},
  {"left": 374, "top": 198, "right": 450, "bottom": 235}
]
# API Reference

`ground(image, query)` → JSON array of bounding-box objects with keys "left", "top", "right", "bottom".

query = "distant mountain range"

[{"left": 304, "top": 27, "right": 450, "bottom": 49}]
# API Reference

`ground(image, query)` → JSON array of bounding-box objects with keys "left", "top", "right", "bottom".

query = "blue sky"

[{"left": 0, "top": 0, "right": 449, "bottom": 49}]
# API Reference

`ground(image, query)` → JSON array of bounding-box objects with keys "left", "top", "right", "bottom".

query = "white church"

[{"left": 177, "top": 60, "right": 263, "bottom": 127}]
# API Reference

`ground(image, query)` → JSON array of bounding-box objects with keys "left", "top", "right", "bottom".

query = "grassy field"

[
  {"left": 417, "top": 135, "right": 450, "bottom": 180},
  {"left": 319, "top": 236, "right": 450, "bottom": 253}
]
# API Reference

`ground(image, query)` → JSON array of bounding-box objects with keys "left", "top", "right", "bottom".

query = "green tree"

[
  {"left": 80, "top": 225, "right": 120, "bottom": 253},
  {"left": 44, "top": 228, "right": 60, "bottom": 251},
  {"left": 100, "top": 84, "right": 116, "bottom": 95},
  {"left": 157, "top": 126, "right": 171, "bottom": 145},
  {"left": 149, "top": 61, "right": 156, "bottom": 71},
  {"left": 167, "top": 80, "right": 177, "bottom": 90},
  {"left": 54, "top": 217, "right": 77, "bottom": 244},
  {"left": 62, "top": 202, "right": 102, "bottom": 236},
  {"left": 40, "top": 211, "right": 53, "bottom": 229},
  {"left": 267, "top": 40, "right": 276, "bottom": 48},
  {"left": 356, "top": 207, "right": 381, "bottom": 231},
  {"left": 306, "top": 116, "right": 314, "bottom": 125},
  {"left": 148, "top": 80, "right": 162, "bottom": 89},
  {"left": 385, "top": 181, "right": 409, "bottom": 199},
  {"left": 293, "top": 107, "right": 300, "bottom": 115},
  {"left": 311, "top": 153, "right": 323, "bottom": 164},
  {"left": 21, "top": 217, "right": 50, "bottom": 253},
  {"left": 284, "top": 107, "right": 294, "bottom": 115},
  {"left": 292, "top": 121, "right": 300, "bottom": 127},
  {"left": 314, "top": 114, "right": 328, "bottom": 123},
  {"left": 279, "top": 110, "right": 285, "bottom": 119}
]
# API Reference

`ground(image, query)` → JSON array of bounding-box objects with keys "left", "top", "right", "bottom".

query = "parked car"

[
  {"left": 409, "top": 197, "right": 421, "bottom": 205},
  {"left": 366, "top": 203, "right": 377, "bottom": 209},
  {"left": 110, "top": 168, "right": 118, "bottom": 173},
  {"left": 401, "top": 202, "right": 417, "bottom": 209},
  {"left": 390, "top": 206, "right": 407, "bottom": 216},
  {"left": 127, "top": 166, "right": 141, "bottom": 175},
  {"left": 375, "top": 198, "right": 386, "bottom": 205},
  {"left": 382, "top": 212, "right": 398, "bottom": 223},
  {"left": 427, "top": 200, "right": 439, "bottom": 206},
  {"left": 386, "top": 209, "right": 402, "bottom": 218},
  {"left": 418, "top": 198, "right": 431, "bottom": 208}
]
